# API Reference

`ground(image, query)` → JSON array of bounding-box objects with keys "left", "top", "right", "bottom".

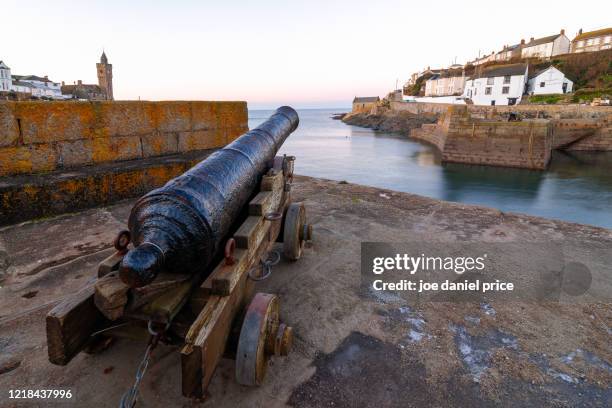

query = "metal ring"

[
  {"left": 147, "top": 320, "right": 170, "bottom": 336},
  {"left": 224, "top": 238, "right": 236, "bottom": 265},
  {"left": 264, "top": 211, "right": 283, "bottom": 221},
  {"left": 248, "top": 264, "right": 272, "bottom": 281},
  {"left": 140, "top": 241, "right": 165, "bottom": 265},
  {"left": 263, "top": 250, "right": 281, "bottom": 266}
]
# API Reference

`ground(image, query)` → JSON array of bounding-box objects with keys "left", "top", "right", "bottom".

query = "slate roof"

[
  {"left": 480, "top": 63, "right": 527, "bottom": 78},
  {"left": 573, "top": 27, "right": 612, "bottom": 41},
  {"left": 61, "top": 84, "right": 104, "bottom": 95},
  {"left": 12, "top": 81, "right": 33, "bottom": 88},
  {"left": 353, "top": 97, "right": 380, "bottom": 103},
  {"left": 19, "top": 75, "right": 52, "bottom": 82},
  {"left": 525, "top": 34, "right": 561, "bottom": 47}
]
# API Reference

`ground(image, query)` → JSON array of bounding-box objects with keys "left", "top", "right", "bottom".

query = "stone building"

[
  {"left": 352, "top": 96, "right": 379, "bottom": 112},
  {"left": 571, "top": 27, "right": 612, "bottom": 53},
  {"left": 61, "top": 80, "right": 107, "bottom": 100},
  {"left": 96, "top": 51, "right": 113, "bottom": 100},
  {"left": 62, "top": 51, "right": 114, "bottom": 100}
]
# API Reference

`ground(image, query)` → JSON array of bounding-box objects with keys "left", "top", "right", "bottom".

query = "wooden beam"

[
  {"left": 181, "top": 271, "right": 253, "bottom": 397},
  {"left": 94, "top": 273, "right": 130, "bottom": 321},
  {"left": 46, "top": 283, "right": 105, "bottom": 365},
  {"left": 97, "top": 251, "right": 125, "bottom": 278}
]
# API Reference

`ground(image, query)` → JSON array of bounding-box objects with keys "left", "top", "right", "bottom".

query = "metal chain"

[
  {"left": 248, "top": 251, "right": 280, "bottom": 281},
  {"left": 119, "top": 322, "right": 164, "bottom": 408}
]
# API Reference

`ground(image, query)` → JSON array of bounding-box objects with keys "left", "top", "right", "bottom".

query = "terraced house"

[
  {"left": 520, "top": 30, "right": 570, "bottom": 59},
  {"left": 571, "top": 27, "right": 612, "bottom": 53}
]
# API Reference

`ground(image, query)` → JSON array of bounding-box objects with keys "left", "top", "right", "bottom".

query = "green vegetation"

[
  {"left": 527, "top": 94, "right": 565, "bottom": 104},
  {"left": 570, "top": 87, "right": 612, "bottom": 103}
]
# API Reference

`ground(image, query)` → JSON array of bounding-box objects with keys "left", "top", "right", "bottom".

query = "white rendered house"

[
  {"left": 527, "top": 66, "right": 573, "bottom": 95},
  {"left": 0, "top": 61, "right": 11, "bottom": 92},
  {"left": 521, "top": 30, "right": 570, "bottom": 59},
  {"left": 463, "top": 64, "right": 528, "bottom": 106}
]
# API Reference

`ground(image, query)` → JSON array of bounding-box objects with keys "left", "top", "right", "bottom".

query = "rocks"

[{"left": 342, "top": 108, "right": 437, "bottom": 134}]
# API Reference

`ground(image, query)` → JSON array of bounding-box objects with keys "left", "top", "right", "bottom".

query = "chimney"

[
  {"left": 61, "top": 81, "right": 65, "bottom": 86},
  {"left": 530, "top": 37, "right": 534, "bottom": 42},
  {"left": 44, "top": 75, "right": 48, "bottom": 80},
  {"left": 77, "top": 80, "right": 82, "bottom": 85},
  {"left": 521, "top": 39, "right": 525, "bottom": 45},
  {"left": 579, "top": 28, "right": 583, "bottom": 35},
  {"left": 560, "top": 29, "right": 565, "bottom": 35}
]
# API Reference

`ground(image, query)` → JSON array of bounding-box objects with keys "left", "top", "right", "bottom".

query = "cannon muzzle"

[{"left": 119, "top": 106, "right": 299, "bottom": 288}]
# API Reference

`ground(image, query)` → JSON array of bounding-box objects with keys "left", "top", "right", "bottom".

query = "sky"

[{"left": 2, "top": 1, "right": 610, "bottom": 109}]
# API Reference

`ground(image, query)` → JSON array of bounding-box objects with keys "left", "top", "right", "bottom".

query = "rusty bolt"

[
  {"left": 273, "top": 323, "right": 293, "bottom": 357},
  {"left": 301, "top": 224, "right": 313, "bottom": 241}
]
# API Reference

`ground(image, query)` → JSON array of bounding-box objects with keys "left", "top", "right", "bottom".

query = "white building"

[
  {"left": 571, "top": 27, "right": 612, "bottom": 53},
  {"left": 521, "top": 30, "right": 570, "bottom": 59},
  {"left": 470, "top": 51, "right": 496, "bottom": 66},
  {"left": 14, "top": 75, "right": 65, "bottom": 99},
  {"left": 0, "top": 61, "right": 11, "bottom": 92},
  {"left": 425, "top": 73, "right": 466, "bottom": 97},
  {"left": 527, "top": 66, "right": 573, "bottom": 95},
  {"left": 11, "top": 81, "right": 33, "bottom": 95},
  {"left": 463, "top": 63, "right": 528, "bottom": 106}
]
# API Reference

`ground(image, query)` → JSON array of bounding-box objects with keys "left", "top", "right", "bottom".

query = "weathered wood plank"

[
  {"left": 46, "top": 282, "right": 105, "bottom": 365},
  {"left": 181, "top": 270, "right": 253, "bottom": 397},
  {"left": 94, "top": 273, "right": 130, "bottom": 321},
  {"left": 210, "top": 248, "right": 248, "bottom": 296},
  {"left": 261, "top": 172, "right": 283, "bottom": 192},
  {"left": 249, "top": 191, "right": 273, "bottom": 216},
  {"left": 97, "top": 252, "right": 125, "bottom": 278},
  {"left": 129, "top": 272, "right": 191, "bottom": 310}
]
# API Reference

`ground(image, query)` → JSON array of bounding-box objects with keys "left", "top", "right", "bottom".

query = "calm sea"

[{"left": 249, "top": 108, "right": 612, "bottom": 229}]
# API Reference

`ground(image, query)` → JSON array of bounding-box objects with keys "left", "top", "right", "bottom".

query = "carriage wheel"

[
  {"left": 235, "top": 293, "right": 292, "bottom": 386},
  {"left": 283, "top": 203, "right": 311, "bottom": 261}
]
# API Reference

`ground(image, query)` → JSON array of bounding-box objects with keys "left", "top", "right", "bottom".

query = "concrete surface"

[{"left": 0, "top": 176, "right": 610, "bottom": 407}]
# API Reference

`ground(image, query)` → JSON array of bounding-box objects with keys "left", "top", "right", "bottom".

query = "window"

[
  {"left": 587, "top": 39, "right": 593, "bottom": 46},
  {"left": 594, "top": 37, "right": 600, "bottom": 45},
  {"left": 487, "top": 77, "right": 495, "bottom": 85},
  {"left": 540, "top": 82, "right": 545, "bottom": 88},
  {"left": 502, "top": 86, "right": 510, "bottom": 94},
  {"left": 605, "top": 36, "right": 612, "bottom": 44},
  {"left": 503, "top": 75, "right": 511, "bottom": 84},
  {"left": 577, "top": 40, "right": 584, "bottom": 47},
  {"left": 485, "top": 87, "right": 492, "bottom": 95}
]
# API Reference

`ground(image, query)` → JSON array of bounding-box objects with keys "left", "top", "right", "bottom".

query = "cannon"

[
  {"left": 120, "top": 106, "right": 300, "bottom": 288},
  {"left": 45, "top": 107, "right": 312, "bottom": 403}
]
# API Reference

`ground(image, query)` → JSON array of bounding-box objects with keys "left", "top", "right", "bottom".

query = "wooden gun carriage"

[{"left": 45, "top": 153, "right": 311, "bottom": 402}]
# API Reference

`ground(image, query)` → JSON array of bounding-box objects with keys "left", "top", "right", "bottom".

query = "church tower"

[{"left": 96, "top": 51, "right": 113, "bottom": 100}]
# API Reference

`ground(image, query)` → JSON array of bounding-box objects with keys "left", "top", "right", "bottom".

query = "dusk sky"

[{"left": 3, "top": 1, "right": 610, "bottom": 109}]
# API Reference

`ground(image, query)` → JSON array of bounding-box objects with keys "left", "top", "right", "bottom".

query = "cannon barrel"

[{"left": 119, "top": 106, "right": 299, "bottom": 288}]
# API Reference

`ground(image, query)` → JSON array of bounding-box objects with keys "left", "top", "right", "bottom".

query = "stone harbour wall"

[
  {"left": 410, "top": 106, "right": 552, "bottom": 170},
  {"left": 390, "top": 101, "right": 612, "bottom": 119},
  {"left": 0, "top": 101, "right": 248, "bottom": 177}
]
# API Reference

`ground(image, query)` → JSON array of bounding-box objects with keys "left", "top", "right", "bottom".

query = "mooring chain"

[
  {"left": 248, "top": 251, "right": 281, "bottom": 281},
  {"left": 119, "top": 321, "right": 167, "bottom": 408}
]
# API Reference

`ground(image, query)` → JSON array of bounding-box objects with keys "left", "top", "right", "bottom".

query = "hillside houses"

[
  {"left": 571, "top": 28, "right": 612, "bottom": 53},
  {"left": 463, "top": 63, "right": 528, "bottom": 106},
  {"left": 424, "top": 69, "right": 467, "bottom": 97},
  {"left": 521, "top": 30, "right": 570, "bottom": 58},
  {"left": 526, "top": 66, "right": 573, "bottom": 95}
]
